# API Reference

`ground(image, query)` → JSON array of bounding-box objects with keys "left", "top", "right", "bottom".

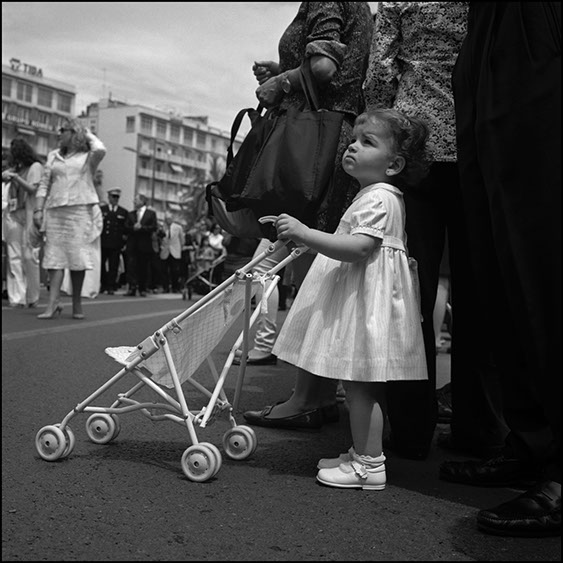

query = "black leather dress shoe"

[
  {"left": 233, "top": 353, "right": 277, "bottom": 366},
  {"left": 477, "top": 480, "right": 561, "bottom": 537},
  {"left": 437, "top": 431, "right": 504, "bottom": 459},
  {"left": 436, "top": 383, "right": 452, "bottom": 423},
  {"left": 243, "top": 404, "right": 324, "bottom": 430},
  {"left": 439, "top": 455, "right": 544, "bottom": 487}
]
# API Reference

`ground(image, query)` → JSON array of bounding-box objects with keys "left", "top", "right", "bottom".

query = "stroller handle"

[{"left": 258, "top": 215, "right": 278, "bottom": 224}]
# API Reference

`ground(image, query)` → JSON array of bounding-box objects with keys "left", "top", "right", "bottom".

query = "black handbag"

[
  {"left": 207, "top": 104, "right": 274, "bottom": 239},
  {"left": 207, "top": 62, "right": 344, "bottom": 236}
]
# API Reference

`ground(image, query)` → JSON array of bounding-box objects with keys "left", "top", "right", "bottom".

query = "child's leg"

[
  {"left": 344, "top": 380, "right": 387, "bottom": 457},
  {"left": 316, "top": 381, "right": 387, "bottom": 489}
]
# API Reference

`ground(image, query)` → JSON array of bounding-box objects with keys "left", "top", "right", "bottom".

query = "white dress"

[{"left": 272, "top": 182, "right": 427, "bottom": 383}]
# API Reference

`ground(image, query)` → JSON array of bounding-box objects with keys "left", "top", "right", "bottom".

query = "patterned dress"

[
  {"left": 277, "top": 2, "right": 374, "bottom": 233},
  {"left": 273, "top": 183, "right": 427, "bottom": 383},
  {"left": 363, "top": 2, "right": 468, "bottom": 162}
]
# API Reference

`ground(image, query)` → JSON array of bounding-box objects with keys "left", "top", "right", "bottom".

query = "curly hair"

[
  {"left": 59, "top": 118, "right": 90, "bottom": 155},
  {"left": 354, "top": 109, "right": 431, "bottom": 190},
  {"left": 10, "top": 138, "right": 41, "bottom": 170}
]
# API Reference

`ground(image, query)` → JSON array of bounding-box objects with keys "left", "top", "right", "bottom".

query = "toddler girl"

[{"left": 271, "top": 108, "right": 430, "bottom": 489}]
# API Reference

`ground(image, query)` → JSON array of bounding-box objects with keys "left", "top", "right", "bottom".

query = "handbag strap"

[
  {"left": 226, "top": 104, "right": 266, "bottom": 165},
  {"left": 298, "top": 61, "right": 322, "bottom": 111}
]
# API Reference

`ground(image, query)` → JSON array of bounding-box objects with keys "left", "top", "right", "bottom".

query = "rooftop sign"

[{"left": 9, "top": 58, "right": 43, "bottom": 78}]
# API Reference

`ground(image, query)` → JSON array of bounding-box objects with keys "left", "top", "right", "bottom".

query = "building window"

[
  {"left": 16, "top": 82, "right": 32, "bottom": 102},
  {"left": 37, "top": 88, "right": 53, "bottom": 108},
  {"left": 37, "top": 111, "right": 50, "bottom": 125},
  {"left": 2, "top": 77, "right": 12, "bottom": 97},
  {"left": 57, "top": 93, "right": 72, "bottom": 113},
  {"left": 183, "top": 127, "right": 192, "bottom": 145},
  {"left": 140, "top": 138, "right": 152, "bottom": 153},
  {"left": 156, "top": 120, "right": 167, "bottom": 139},
  {"left": 36, "top": 135, "right": 50, "bottom": 155},
  {"left": 140, "top": 115, "right": 152, "bottom": 134},
  {"left": 170, "top": 124, "right": 180, "bottom": 142},
  {"left": 196, "top": 131, "right": 206, "bottom": 148},
  {"left": 126, "top": 116, "right": 135, "bottom": 133},
  {"left": 17, "top": 106, "right": 31, "bottom": 121}
]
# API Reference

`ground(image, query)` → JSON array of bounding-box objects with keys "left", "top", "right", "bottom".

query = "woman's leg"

[
  {"left": 266, "top": 368, "right": 338, "bottom": 418},
  {"left": 345, "top": 381, "right": 386, "bottom": 457},
  {"left": 22, "top": 230, "right": 40, "bottom": 306},
  {"left": 433, "top": 276, "right": 450, "bottom": 348},
  {"left": 70, "top": 270, "right": 85, "bottom": 316},
  {"left": 5, "top": 214, "right": 26, "bottom": 306},
  {"left": 43, "top": 269, "right": 63, "bottom": 313}
]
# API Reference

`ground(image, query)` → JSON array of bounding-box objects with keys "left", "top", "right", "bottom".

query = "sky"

[{"left": 2, "top": 2, "right": 378, "bottom": 135}]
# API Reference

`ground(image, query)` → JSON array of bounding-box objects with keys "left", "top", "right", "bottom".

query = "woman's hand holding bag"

[{"left": 207, "top": 60, "right": 344, "bottom": 236}]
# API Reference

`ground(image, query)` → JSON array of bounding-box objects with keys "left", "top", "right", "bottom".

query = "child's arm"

[{"left": 276, "top": 214, "right": 380, "bottom": 263}]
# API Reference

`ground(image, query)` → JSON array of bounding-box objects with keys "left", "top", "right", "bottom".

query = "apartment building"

[
  {"left": 3, "top": 58, "right": 236, "bottom": 226},
  {"left": 79, "top": 98, "right": 234, "bottom": 225},
  {"left": 2, "top": 59, "right": 76, "bottom": 158}
]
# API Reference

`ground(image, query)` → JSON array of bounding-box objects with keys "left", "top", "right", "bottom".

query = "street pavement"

[{"left": 2, "top": 288, "right": 560, "bottom": 561}]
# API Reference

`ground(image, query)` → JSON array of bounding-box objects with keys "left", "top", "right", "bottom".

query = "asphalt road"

[{"left": 2, "top": 289, "right": 560, "bottom": 561}]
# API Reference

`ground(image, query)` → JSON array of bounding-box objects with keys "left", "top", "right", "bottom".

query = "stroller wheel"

[
  {"left": 85, "top": 413, "right": 118, "bottom": 445},
  {"left": 222, "top": 425, "right": 257, "bottom": 461},
  {"left": 110, "top": 414, "right": 121, "bottom": 440},
  {"left": 35, "top": 425, "right": 67, "bottom": 461},
  {"left": 199, "top": 442, "right": 222, "bottom": 477},
  {"left": 181, "top": 444, "right": 219, "bottom": 482},
  {"left": 55, "top": 423, "right": 76, "bottom": 458}
]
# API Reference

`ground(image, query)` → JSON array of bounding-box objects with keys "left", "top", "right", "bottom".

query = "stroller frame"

[
  {"left": 35, "top": 236, "right": 307, "bottom": 482},
  {"left": 182, "top": 254, "right": 226, "bottom": 301}
]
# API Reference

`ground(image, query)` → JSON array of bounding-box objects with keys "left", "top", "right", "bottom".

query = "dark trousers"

[
  {"left": 129, "top": 250, "right": 152, "bottom": 293},
  {"left": 387, "top": 161, "right": 509, "bottom": 456},
  {"left": 453, "top": 3, "right": 561, "bottom": 477},
  {"left": 385, "top": 163, "right": 452, "bottom": 454},
  {"left": 161, "top": 255, "right": 181, "bottom": 291},
  {"left": 101, "top": 246, "right": 121, "bottom": 291}
]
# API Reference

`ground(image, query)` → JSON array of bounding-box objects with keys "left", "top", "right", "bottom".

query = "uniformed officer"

[{"left": 100, "top": 188, "right": 128, "bottom": 294}]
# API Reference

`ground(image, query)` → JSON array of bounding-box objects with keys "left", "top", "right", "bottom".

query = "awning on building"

[
  {"left": 16, "top": 126, "right": 36, "bottom": 136},
  {"left": 169, "top": 163, "right": 184, "bottom": 174}
]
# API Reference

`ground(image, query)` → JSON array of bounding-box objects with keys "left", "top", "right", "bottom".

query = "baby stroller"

[
  {"left": 182, "top": 253, "right": 225, "bottom": 301},
  {"left": 35, "top": 226, "right": 308, "bottom": 483}
]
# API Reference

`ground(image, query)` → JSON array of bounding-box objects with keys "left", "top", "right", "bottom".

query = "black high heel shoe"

[{"left": 37, "top": 305, "right": 63, "bottom": 320}]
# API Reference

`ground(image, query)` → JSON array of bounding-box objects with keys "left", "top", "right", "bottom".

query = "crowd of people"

[
  {"left": 2, "top": 1, "right": 559, "bottom": 540},
  {"left": 2, "top": 140, "right": 234, "bottom": 307}
]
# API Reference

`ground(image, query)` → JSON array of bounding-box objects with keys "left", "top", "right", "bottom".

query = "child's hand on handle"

[{"left": 275, "top": 214, "right": 308, "bottom": 245}]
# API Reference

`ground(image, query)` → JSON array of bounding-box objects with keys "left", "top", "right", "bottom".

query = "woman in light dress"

[{"left": 33, "top": 118, "right": 106, "bottom": 319}]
